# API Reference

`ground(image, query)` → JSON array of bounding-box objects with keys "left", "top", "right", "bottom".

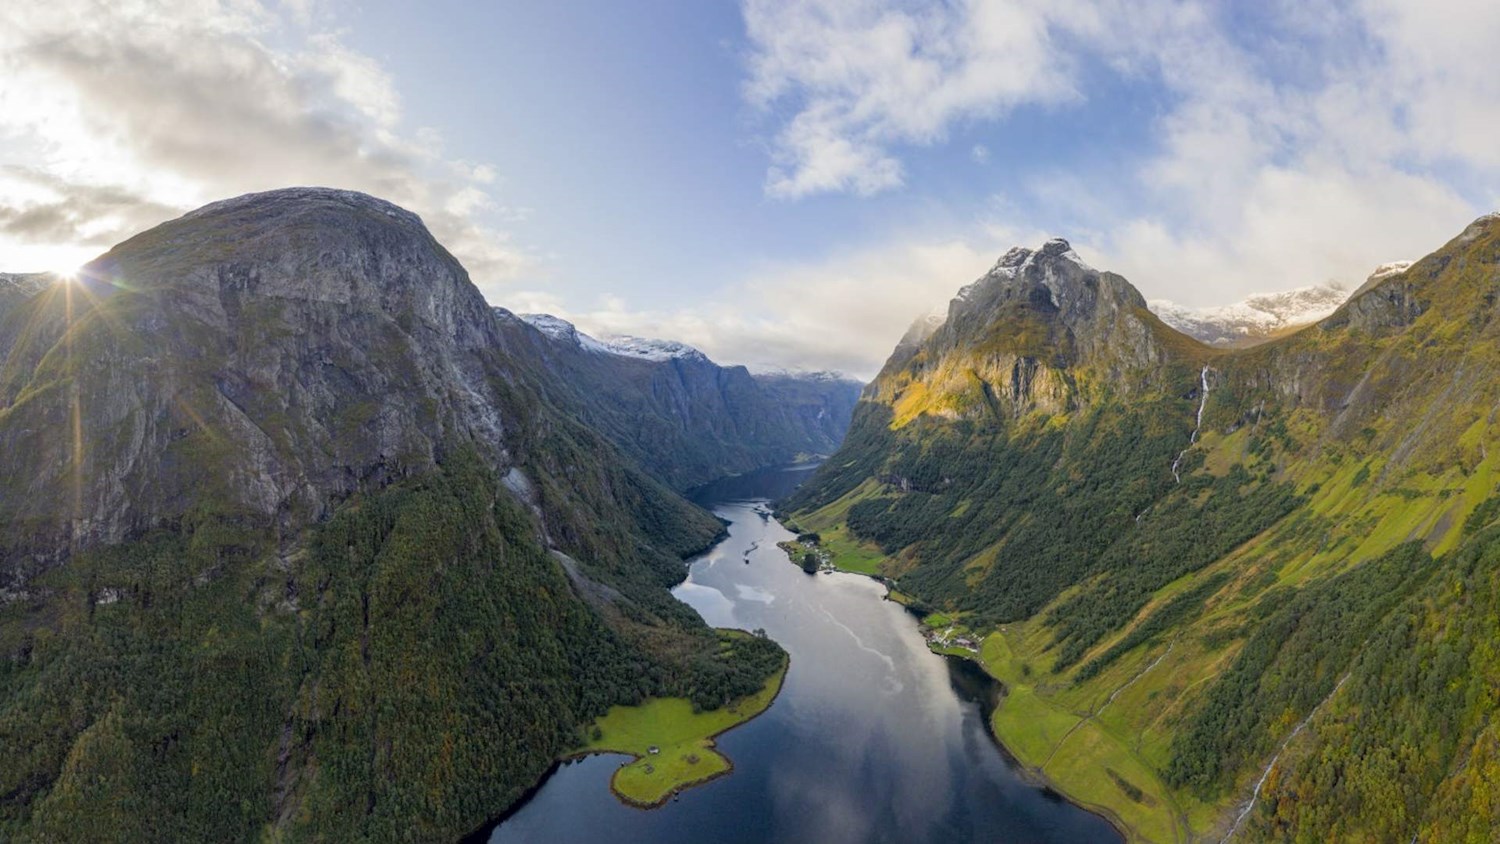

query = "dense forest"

[
  {"left": 795, "top": 393, "right": 1300, "bottom": 670},
  {"left": 1251, "top": 524, "right": 1500, "bottom": 842},
  {"left": 0, "top": 451, "right": 781, "bottom": 842},
  {"left": 0, "top": 189, "right": 795, "bottom": 841}
]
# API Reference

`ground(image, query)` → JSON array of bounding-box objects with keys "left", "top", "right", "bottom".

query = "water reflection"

[{"left": 482, "top": 469, "right": 1120, "bottom": 844}]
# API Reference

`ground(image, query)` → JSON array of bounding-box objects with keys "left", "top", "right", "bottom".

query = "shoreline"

[
  {"left": 566, "top": 655, "right": 791, "bottom": 810},
  {"left": 773, "top": 537, "right": 1134, "bottom": 843},
  {"left": 935, "top": 625, "right": 1140, "bottom": 842}
]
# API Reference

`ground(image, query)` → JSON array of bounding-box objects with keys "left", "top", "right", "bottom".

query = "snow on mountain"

[
  {"left": 1367, "top": 260, "right": 1415, "bottom": 282},
  {"left": 598, "top": 334, "right": 709, "bottom": 363},
  {"left": 517, "top": 313, "right": 707, "bottom": 362},
  {"left": 750, "top": 366, "right": 859, "bottom": 383},
  {"left": 1350, "top": 260, "right": 1416, "bottom": 298},
  {"left": 1150, "top": 283, "right": 1351, "bottom": 347}
]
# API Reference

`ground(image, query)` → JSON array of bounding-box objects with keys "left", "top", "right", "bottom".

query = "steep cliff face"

[
  {"left": 750, "top": 370, "right": 861, "bottom": 456},
  {"left": 0, "top": 189, "right": 729, "bottom": 588},
  {"left": 2, "top": 191, "right": 501, "bottom": 582},
  {"left": 493, "top": 311, "right": 862, "bottom": 490},
  {"left": 0, "top": 189, "right": 778, "bottom": 841},
  {"left": 784, "top": 215, "right": 1500, "bottom": 842}
]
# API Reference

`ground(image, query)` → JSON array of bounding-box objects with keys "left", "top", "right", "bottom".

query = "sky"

[{"left": 2, "top": 1, "right": 1499, "bottom": 378}]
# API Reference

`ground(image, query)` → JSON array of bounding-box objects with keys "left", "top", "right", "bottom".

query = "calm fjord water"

[{"left": 484, "top": 465, "right": 1119, "bottom": 844}]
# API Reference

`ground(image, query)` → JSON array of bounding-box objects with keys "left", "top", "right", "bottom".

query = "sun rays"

[{"left": 29, "top": 262, "right": 221, "bottom": 544}]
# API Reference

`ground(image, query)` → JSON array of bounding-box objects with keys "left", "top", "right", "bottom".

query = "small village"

[
  {"left": 777, "top": 533, "right": 837, "bottom": 573},
  {"left": 923, "top": 625, "right": 980, "bottom": 654}
]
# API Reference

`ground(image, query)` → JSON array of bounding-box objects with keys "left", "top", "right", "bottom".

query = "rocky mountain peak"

[
  {"left": 1456, "top": 210, "right": 1500, "bottom": 245},
  {"left": 90, "top": 187, "right": 493, "bottom": 348},
  {"left": 937, "top": 237, "right": 1155, "bottom": 368},
  {"left": 1322, "top": 211, "right": 1500, "bottom": 335},
  {"left": 0, "top": 188, "right": 519, "bottom": 585},
  {"left": 513, "top": 311, "right": 711, "bottom": 363},
  {"left": 867, "top": 239, "right": 1181, "bottom": 424}
]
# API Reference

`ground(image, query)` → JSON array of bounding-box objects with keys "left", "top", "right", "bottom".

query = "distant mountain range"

[
  {"left": 496, "top": 311, "right": 862, "bottom": 490},
  {"left": 1147, "top": 261, "right": 1414, "bottom": 347}
]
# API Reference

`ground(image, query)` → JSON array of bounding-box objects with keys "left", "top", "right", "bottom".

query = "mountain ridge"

[
  {"left": 783, "top": 214, "right": 1500, "bottom": 842},
  {"left": 1149, "top": 283, "right": 1350, "bottom": 347},
  {"left": 0, "top": 188, "right": 785, "bottom": 841},
  {"left": 496, "top": 309, "right": 862, "bottom": 490}
]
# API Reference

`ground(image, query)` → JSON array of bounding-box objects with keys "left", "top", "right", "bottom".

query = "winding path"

[{"left": 1041, "top": 640, "right": 1176, "bottom": 769}]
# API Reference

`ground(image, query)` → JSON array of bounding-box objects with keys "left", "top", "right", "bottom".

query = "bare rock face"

[
  {"left": 0, "top": 189, "right": 529, "bottom": 589},
  {"left": 867, "top": 237, "right": 1179, "bottom": 425},
  {"left": 933, "top": 239, "right": 1166, "bottom": 373}
]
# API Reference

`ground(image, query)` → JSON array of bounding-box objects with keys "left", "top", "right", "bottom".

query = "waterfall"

[
  {"left": 1171, "top": 366, "right": 1212, "bottom": 483},
  {"left": 1220, "top": 673, "right": 1351, "bottom": 842}
]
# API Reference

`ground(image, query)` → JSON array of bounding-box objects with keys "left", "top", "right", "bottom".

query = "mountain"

[
  {"left": 782, "top": 219, "right": 1500, "bottom": 842},
  {"left": 0, "top": 189, "right": 783, "bottom": 841},
  {"left": 1149, "top": 283, "right": 1352, "bottom": 347},
  {"left": 491, "top": 311, "right": 862, "bottom": 490}
]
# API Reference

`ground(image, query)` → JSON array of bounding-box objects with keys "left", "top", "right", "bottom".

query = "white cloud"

[
  {"left": 740, "top": 0, "right": 1500, "bottom": 313},
  {"left": 533, "top": 226, "right": 1048, "bottom": 379},
  {"left": 0, "top": 0, "right": 526, "bottom": 286},
  {"left": 743, "top": 0, "right": 1086, "bottom": 198}
]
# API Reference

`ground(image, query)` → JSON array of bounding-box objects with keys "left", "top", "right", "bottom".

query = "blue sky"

[
  {"left": 334, "top": 1, "right": 1165, "bottom": 310},
  {"left": 2, "top": 1, "right": 1498, "bottom": 376}
]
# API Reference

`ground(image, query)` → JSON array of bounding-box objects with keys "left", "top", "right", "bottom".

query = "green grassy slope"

[
  {"left": 574, "top": 642, "right": 787, "bottom": 807},
  {"left": 784, "top": 216, "right": 1500, "bottom": 842}
]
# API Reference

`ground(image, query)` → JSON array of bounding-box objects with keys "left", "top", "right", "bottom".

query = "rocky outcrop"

[
  {"left": 934, "top": 238, "right": 1164, "bottom": 370},
  {"left": 867, "top": 237, "right": 1185, "bottom": 425}
]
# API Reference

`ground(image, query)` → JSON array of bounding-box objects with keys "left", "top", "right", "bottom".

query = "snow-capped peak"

[
  {"left": 750, "top": 367, "right": 857, "bottom": 383},
  {"left": 598, "top": 334, "right": 709, "bottom": 363},
  {"left": 518, "top": 313, "right": 581, "bottom": 342},
  {"left": 517, "top": 313, "right": 708, "bottom": 363},
  {"left": 1150, "top": 283, "right": 1350, "bottom": 347},
  {"left": 1367, "top": 261, "right": 1414, "bottom": 283},
  {"left": 960, "top": 237, "right": 1095, "bottom": 304}
]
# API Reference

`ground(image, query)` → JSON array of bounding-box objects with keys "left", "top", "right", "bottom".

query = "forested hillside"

[
  {"left": 0, "top": 189, "right": 782, "bottom": 841},
  {"left": 784, "top": 219, "right": 1500, "bottom": 842}
]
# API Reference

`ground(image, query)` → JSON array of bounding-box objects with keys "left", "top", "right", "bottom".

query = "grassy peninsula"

[{"left": 573, "top": 636, "right": 789, "bottom": 807}]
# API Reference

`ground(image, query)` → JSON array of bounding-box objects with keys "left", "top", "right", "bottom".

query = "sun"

[{"left": 53, "top": 265, "right": 80, "bottom": 284}]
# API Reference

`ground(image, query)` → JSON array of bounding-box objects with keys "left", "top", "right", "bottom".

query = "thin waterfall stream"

[
  {"left": 1172, "top": 366, "right": 1212, "bottom": 483},
  {"left": 1219, "top": 673, "right": 1351, "bottom": 842}
]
